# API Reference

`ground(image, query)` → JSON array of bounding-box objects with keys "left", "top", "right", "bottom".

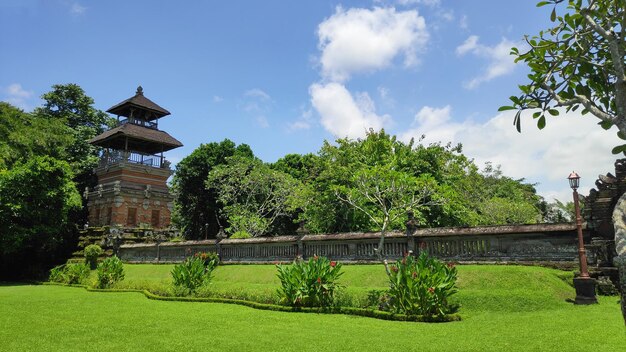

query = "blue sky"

[{"left": 0, "top": 0, "right": 619, "bottom": 202}]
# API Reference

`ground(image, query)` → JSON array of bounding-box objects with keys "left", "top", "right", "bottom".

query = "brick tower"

[{"left": 85, "top": 86, "right": 182, "bottom": 228}]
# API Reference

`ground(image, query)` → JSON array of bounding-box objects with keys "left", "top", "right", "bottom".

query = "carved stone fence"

[{"left": 119, "top": 223, "right": 589, "bottom": 264}]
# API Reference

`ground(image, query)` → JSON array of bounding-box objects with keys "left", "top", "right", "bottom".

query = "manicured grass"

[
  {"left": 116, "top": 263, "right": 576, "bottom": 312},
  {"left": 0, "top": 283, "right": 624, "bottom": 352}
]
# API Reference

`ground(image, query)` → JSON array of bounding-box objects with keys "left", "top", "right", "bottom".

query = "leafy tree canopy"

[
  {"left": 0, "top": 156, "right": 81, "bottom": 278},
  {"left": 0, "top": 102, "right": 72, "bottom": 170},
  {"left": 36, "top": 83, "right": 112, "bottom": 132},
  {"left": 34, "top": 84, "right": 115, "bottom": 187},
  {"left": 501, "top": 0, "right": 626, "bottom": 153},
  {"left": 0, "top": 84, "right": 112, "bottom": 278},
  {"left": 207, "top": 156, "right": 302, "bottom": 237},
  {"left": 273, "top": 130, "right": 544, "bottom": 235},
  {"left": 172, "top": 139, "right": 254, "bottom": 239}
]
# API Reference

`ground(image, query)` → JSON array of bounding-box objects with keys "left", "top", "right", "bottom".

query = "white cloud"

[
  {"left": 256, "top": 116, "right": 269, "bottom": 128},
  {"left": 244, "top": 88, "right": 271, "bottom": 101},
  {"left": 3, "top": 83, "right": 33, "bottom": 110},
  {"left": 287, "top": 107, "right": 314, "bottom": 132},
  {"left": 70, "top": 2, "right": 86, "bottom": 15},
  {"left": 6, "top": 83, "right": 31, "bottom": 99},
  {"left": 439, "top": 10, "right": 454, "bottom": 22},
  {"left": 377, "top": 86, "right": 396, "bottom": 108},
  {"left": 459, "top": 14, "right": 468, "bottom": 29},
  {"left": 456, "top": 36, "right": 519, "bottom": 89},
  {"left": 400, "top": 107, "right": 618, "bottom": 201},
  {"left": 310, "top": 82, "right": 391, "bottom": 138},
  {"left": 413, "top": 105, "right": 452, "bottom": 129},
  {"left": 455, "top": 35, "right": 479, "bottom": 55},
  {"left": 378, "top": 86, "right": 390, "bottom": 100},
  {"left": 212, "top": 95, "right": 223, "bottom": 103},
  {"left": 401, "top": 105, "right": 460, "bottom": 146},
  {"left": 241, "top": 88, "right": 272, "bottom": 113},
  {"left": 288, "top": 121, "right": 311, "bottom": 131},
  {"left": 397, "top": 0, "right": 441, "bottom": 6},
  {"left": 240, "top": 88, "right": 272, "bottom": 126},
  {"left": 317, "top": 6, "right": 429, "bottom": 82}
]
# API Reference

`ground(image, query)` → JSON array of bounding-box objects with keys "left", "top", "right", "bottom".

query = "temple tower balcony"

[{"left": 85, "top": 86, "right": 182, "bottom": 229}]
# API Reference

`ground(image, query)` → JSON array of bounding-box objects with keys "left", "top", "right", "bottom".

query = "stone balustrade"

[{"left": 118, "top": 223, "right": 586, "bottom": 264}]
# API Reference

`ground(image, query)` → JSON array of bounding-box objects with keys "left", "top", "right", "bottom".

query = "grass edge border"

[{"left": 41, "top": 282, "right": 461, "bottom": 323}]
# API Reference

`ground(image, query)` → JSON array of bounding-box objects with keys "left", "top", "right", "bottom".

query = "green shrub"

[
  {"left": 65, "top": 263, "right": 91, "bottom": 284},
  {"left": 387, "top": 252, "right": 459, "bottom": 318},
  {"left": 84, "top": 244, "right": 104, "bottom": 269},
  {"left": 48, "top": 265, "right": 67, "bottom": 283},
  {"left": 194, "top": 286, "right": 279, "bottom": 304},
  {"left": 171, "top": 256, "right": 215, "bottom": 295},
  {"left": 276, "top": 256, "right": 343, "bottom": 308},
  {"left": 96, "top": 256, "right": 125, "bottom": 289},
  {"left": 193, "top": 251, "right": 220, "bottom": 267},
  {"left": 48, "top": 263, "right": 90, "bottom": 285},
  {"left": 364, "top": 289, "right": 394, "bottom": 311},
  {"left": 230, "top": 231, "right": 251, "bottom": 239}
]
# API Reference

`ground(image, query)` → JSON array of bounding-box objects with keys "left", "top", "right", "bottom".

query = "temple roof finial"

[{"left": 106, "top": 85, "right": 170, "bottom": 119}]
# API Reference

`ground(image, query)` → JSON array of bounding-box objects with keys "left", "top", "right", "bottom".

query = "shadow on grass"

[{"left": 0, "top": 280, "right": 42, "bottom": 287}]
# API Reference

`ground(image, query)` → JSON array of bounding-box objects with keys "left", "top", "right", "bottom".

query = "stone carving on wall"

[
  {"left": 584, "top": 158, "right": 626, "bottom": 240},
  {"left": 113, "top": 181, "right": 121, "bottom": 195},
  {"left": 611, "top": 193, "right": 626, "bottom": 324}
]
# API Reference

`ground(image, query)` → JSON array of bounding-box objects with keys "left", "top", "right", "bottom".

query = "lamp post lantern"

[{"left": 567, "top": 171, "right": 597, "bottom": 304}]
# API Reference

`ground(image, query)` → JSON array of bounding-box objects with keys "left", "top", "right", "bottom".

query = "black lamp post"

[{"left": 567, "top": 171, "right": 597, "bottom": 304}]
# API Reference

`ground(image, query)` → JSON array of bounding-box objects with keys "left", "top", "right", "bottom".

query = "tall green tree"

[
  {"left": 207, "top": 156, "right": 302, "bottom": 237},
  {"left": 34, "top": 84, "right": 114, "bottom": 191},
  {"left": 271, "top": 153, "right": 321, "bottom": 183},
  {"left": 172, "top": 139, "right": 254, "bottom": 239},
  {"left": 467, "top": 163, "right": 543, "bottom": 225},
  {"left": 0, "top": 100, "right": 87, "bottom": 279},
  {"left": 542, "top": 199, "right": 576, "bottom": 223},
  {"left": 0, "top": 156, "right": 81, "bottom": 279},
  {"left": 0, "top": 102, "right": 72, "bottom": 170},
  {"left": 335, "top": 165, "right": 441, "bottom": 273},
  {"left": 297, "top": 130, "right": 492, "bottom": 233}
]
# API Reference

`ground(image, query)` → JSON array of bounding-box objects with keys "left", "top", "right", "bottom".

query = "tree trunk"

[
  {"left": 611, "top": 193, "right": 626, "bottom": 325},
  {"left": 376, "top": 221, "right": 391, "bottom": 277}
]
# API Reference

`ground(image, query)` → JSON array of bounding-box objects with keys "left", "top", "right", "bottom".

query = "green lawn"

[
  {"left": 0, "top": 264, "right": 624, "bottom": 351},
  {"left": 115, "top": 263, "right": 577, "bottom": 311}
]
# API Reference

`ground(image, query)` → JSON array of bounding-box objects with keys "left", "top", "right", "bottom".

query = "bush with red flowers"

[
  {"left": 276, "top": 255, "right": 343, "bottom": 308},
  {"left": 387, "top": 252, "right": 458, "bottom": 318}
]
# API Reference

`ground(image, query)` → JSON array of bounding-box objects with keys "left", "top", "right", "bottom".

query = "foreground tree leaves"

[
  {"left": 503, "top": 0, "right": 626, "bottom": 152},
  {"left": 0, "top": 156, "right": 81, "bottom": 279}
]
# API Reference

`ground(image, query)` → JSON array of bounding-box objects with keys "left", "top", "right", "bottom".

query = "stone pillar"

[
  {"left": 406, "top": 211, "right": 418, "bottom": 255},
  {"left": 611, "top": 193, "right": 626, "bottom": 325},
  {"left": 296, "top": 236, "right": 304, "bottom": 260},
  {"left": 215, "top": 226, "right": 226, "bottom": 260}
]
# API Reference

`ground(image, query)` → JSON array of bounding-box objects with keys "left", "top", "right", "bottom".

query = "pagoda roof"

[
  {"left": 106, "top": 86, "right": 171, "bottom": 121},
  {"left": 88, "top": 123, "right": 183, "bottom": 154}
]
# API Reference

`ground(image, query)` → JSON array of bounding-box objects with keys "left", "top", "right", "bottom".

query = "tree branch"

[
  {"left": 540, "top": 82, "right": 617, "bottom": 122},
  {"left": 582, "top": 4, "right": 626, "bottom": 120}
]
